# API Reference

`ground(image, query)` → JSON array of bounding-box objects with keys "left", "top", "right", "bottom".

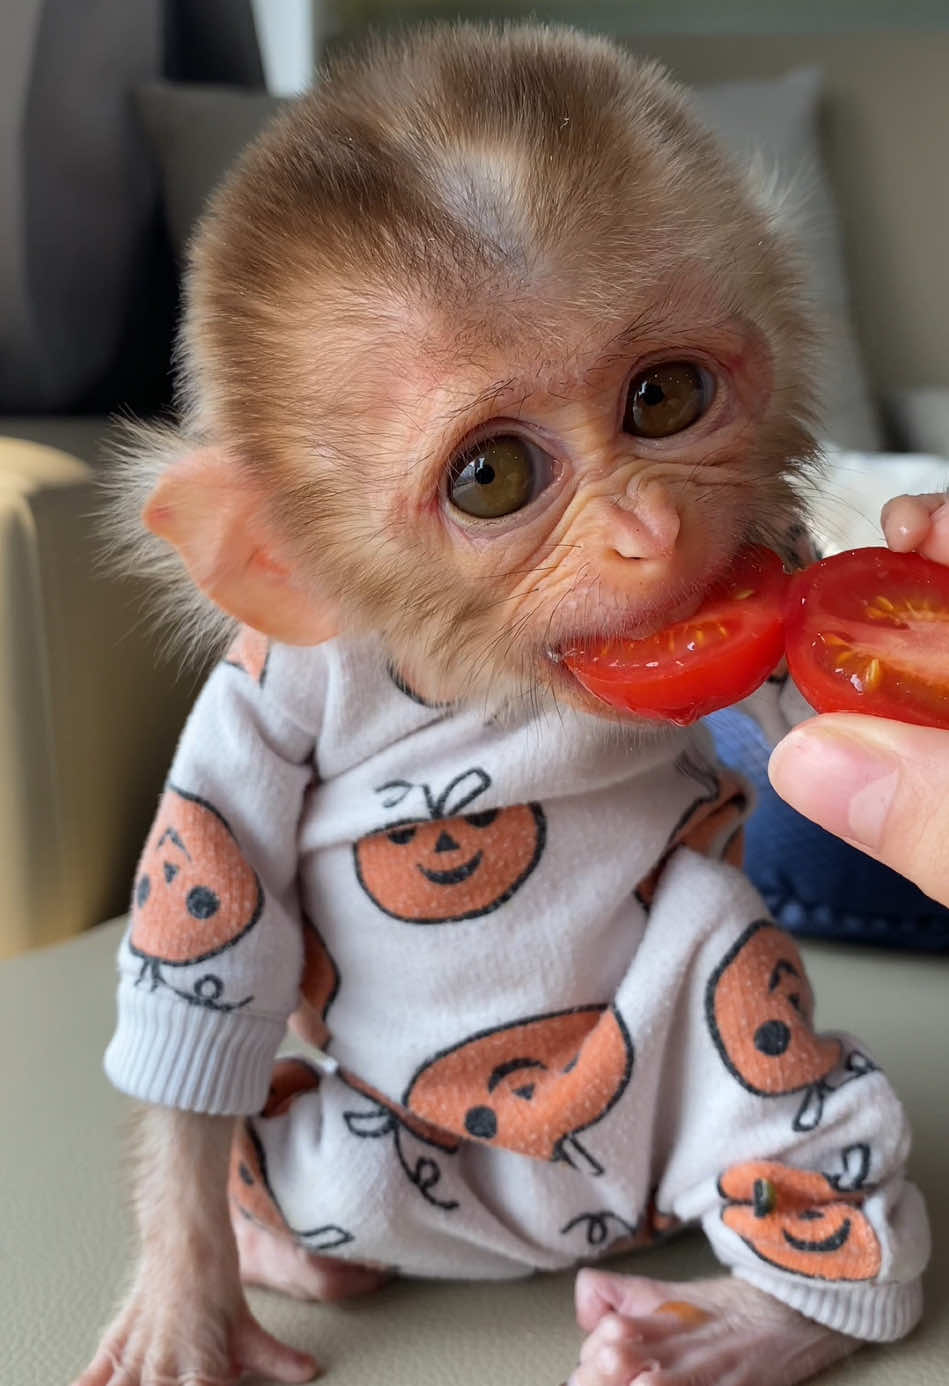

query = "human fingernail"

[{"left": 769, "top": 725, "right": 900, "bottom": 850}]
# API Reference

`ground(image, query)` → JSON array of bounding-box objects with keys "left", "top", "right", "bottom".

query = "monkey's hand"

[
  {"left": 882, "top": 491, "right": 949, "bottom": 563},
  {"left": 71, "top": 1106, "right": 319, "bottom": 1386},
  {"left": 72, "top": 1243, "right": 319, "bottom": 1386}
]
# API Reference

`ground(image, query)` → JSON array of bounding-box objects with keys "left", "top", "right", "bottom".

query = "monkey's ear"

[{"left": 143, "top": 449, "right": 339, "bottom": 645}]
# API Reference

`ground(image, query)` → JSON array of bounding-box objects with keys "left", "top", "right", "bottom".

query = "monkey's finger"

[
  {"left": 574, "top": 1270, "right": 680, "bottom": 1335},
  {"left": 70, "top": 1343, "right": 130, "bottom": 1386},
  {"left": 234, "top": 1313, "right": 321, "bottom": 1382},
  {"left": 881, "top": 492, "right": 948, "bottom": 554}
]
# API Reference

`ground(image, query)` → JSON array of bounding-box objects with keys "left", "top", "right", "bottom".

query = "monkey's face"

[
  {"left": 185, "top": 25, "right": 818, "bottom": 711},
  {"left": 294, "top": 279, "right": 812, "bottom": 714}
]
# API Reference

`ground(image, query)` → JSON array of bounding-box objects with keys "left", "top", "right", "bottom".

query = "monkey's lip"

[{"left": 549, "top": 588, "right": 707, "bottom": 664}]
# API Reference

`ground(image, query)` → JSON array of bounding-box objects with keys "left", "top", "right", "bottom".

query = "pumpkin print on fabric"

[
  {"left": 129, "top": 785, "right": 263, "bottom": 1010},
  {"left": 229, "top": 1058, "right": 354, "bottom": 1252},
  {"left": 224, "top": 625, "right": 270, "bottom": 685},
  {"left": 705, "top": 920, "right": 843, "bottom": 1130},
  {"left": 719, "top": 1157, "right": 882, "bottom": 1282},
  {"left": 636, "top": 754, "right": 748, "bottom": 909},
  {"left": 354, "top": 768, "right": 546, "bottom": 924},
  {"left": 560, "top": 1191, "right": 680, "bottom": 1256},
  {"left": 288, "top": 915, "right": 340, "bottom": 1049},
  {"left": 341, "top": 1068, "right": 462, "bottom": 1211},
  {"left": 403, "top": 1006, "right": 633, "bottom": 1175}
]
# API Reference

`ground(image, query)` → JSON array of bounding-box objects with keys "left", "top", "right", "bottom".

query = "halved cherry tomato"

[
  {"left": 563, "top": 546, "right": 789, "bottom": 725},
  {"left": 785, "top": 547, "right": 949, "bottom": 730}
]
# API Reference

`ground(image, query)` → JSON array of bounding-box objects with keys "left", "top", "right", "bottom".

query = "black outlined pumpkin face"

[
  {"left": 719, "top": 1161, "right": 882, "bottom": 1281},
  {"left": 130, "top": 785, "right": 263, "bottom": 965},
  {"left": 354, "top": 769, "right": 545, "bottom": 923},
  {"left": 706, "top": 921, "right": 842, "bottom": 1097},
  {"left": 288, "top": 916, "right": 340, "bottom": 1049},
  {"left": 404, "top": 1006, "right": 633, "bottom": 1169}
]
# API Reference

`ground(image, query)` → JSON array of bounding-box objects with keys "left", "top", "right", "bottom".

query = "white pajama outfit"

[{"left": 105, "top": 630, "right": 928, "bottom": 1342}]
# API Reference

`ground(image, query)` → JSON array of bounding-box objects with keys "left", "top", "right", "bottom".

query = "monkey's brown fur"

[
  {"left": 80, "top": 26, "right": 876, "bottom": 1386},
  {"left": 113, "top": 22, "right": 818, "bottom": 699}
]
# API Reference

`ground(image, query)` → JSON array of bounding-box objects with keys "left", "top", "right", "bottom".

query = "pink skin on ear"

[{"left": 143, "top": 449, "right": 340, "bottom": 645}]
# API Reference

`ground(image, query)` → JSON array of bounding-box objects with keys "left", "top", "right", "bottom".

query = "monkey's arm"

[
  {"left": 73, "top": 1105, "right": 318, "bottom": 1386},
  {"left": 104, "top": 638, "right": 324, "bottom": 1117},
  {"left": 76, "top": 643, "right": 330, "bottom": 1386}
]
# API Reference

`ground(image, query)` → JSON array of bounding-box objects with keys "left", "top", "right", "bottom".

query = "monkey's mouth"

[{"left": 548, "top": 587, "right": 707, "bottom": 666}]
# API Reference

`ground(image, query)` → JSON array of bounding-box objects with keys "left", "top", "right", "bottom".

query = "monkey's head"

[{"left": 140, "top": 23, "right": 818, "bottom": 712}]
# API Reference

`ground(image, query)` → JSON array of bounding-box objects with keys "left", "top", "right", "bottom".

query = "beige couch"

[{"left": 2, "top": 29, "right": 948, "bottom": 1386}]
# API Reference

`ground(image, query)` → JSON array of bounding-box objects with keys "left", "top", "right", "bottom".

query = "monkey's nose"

[{"left": 608, "top": 483, "right": 680, "bottom": 560}]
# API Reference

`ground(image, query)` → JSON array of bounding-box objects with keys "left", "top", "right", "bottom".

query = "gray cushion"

[
  {"left": 136, "top": 84, "right": 282, "bottom": 261},
  {"left": 693, "top": 68, "right": 882, "bottom": 453},
  {"left": 0, "top": 0, "right": 163, "bottom": 411}
]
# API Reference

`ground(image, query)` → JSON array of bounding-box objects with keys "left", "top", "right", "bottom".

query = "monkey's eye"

[
  {"left": 447, "top": 435, "right": 552, "bottom": 519},
  {"left": 623, "top": 362, "right": 714, "bottom": 439}
]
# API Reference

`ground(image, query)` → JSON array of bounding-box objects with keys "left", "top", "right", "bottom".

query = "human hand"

[
  {"left": 880, "top": 490, "right": 949, "bottom": 561},
  {"left": 769, "top": 490, "right": 949, "bottom": 907}
]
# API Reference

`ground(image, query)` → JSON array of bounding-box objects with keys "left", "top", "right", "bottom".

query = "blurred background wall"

[{"left": 251, "top": 0, "right": 949, "bottom": 94}]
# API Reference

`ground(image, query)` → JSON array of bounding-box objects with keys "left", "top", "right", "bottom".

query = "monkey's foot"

[
  {"left": 568, "top": 1271, "right": 860, "bottom": 1386},
  {"left": 233, "top": 1209, "right": 390, "bottom": 1302}
]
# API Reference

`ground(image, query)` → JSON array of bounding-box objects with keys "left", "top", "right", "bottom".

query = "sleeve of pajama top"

[{"left": 104, "top": 631, "right": 323, "bottom": 1116}]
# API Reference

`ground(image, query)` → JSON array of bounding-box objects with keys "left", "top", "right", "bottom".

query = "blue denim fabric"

[{"left": 709, "top": 709, "right": 949, "bottom": 952}]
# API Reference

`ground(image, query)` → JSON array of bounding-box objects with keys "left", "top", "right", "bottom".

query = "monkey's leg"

[
  {"left": 567, "top": 1271, "right": 859, "bottom": 1386},
  {"left": 231, "top": 1205, "right": 391, "bottom": 1301},
  {"left": 228, "top": 1112, "right": 390, "bottom": 1302}
]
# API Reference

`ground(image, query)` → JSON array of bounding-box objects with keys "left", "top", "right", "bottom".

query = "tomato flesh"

[
  {"left": 562, "top": 546, "right": 789, "bottom": 725},
  {"left": 785, "top": 547, "right": 949, "bottom": 730}
]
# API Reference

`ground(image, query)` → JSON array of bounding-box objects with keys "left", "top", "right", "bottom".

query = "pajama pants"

[{"left": 229, "top": 850, "right": 927, "bottom": 1343}]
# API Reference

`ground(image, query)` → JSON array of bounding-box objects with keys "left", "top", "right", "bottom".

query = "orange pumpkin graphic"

[
  {"left": 403, "top": 1006, "right": 633, "bottom": 1172},
  {"left": 224, "top": 626, "right": 270, "bottom": 685},
  {"left": 705, "top": 920, "right": 842, "bottom": 1099},
  {"left": 130, "top": 784, "right": 263, "bottom": 967},
  {"left": 354, "top": 768, "right": 545, "bottom": 924},
  {"left": 288, "top": 915, "right": 340, "bottom": 1049},
  {"left": 719, "top": 1160, "right": 882, "bottom": 1281}
]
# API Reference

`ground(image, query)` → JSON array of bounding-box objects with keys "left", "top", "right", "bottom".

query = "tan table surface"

[{"left": 2, "top": 919, "right": 946, "bottom": 1386}]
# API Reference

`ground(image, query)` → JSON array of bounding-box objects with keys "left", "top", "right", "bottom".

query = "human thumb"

[{"left": 768, "top": 714, "right": 949, "bottom": 908}]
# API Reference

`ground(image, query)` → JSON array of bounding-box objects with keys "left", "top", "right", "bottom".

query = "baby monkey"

[{"left": 77, "top": 23, "right": 928, "bottom": 1386}]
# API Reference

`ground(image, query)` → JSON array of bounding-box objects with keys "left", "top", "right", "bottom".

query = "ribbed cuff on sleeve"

[
  {"left": 104, "top": 981, "right": 286, "bottom": 1115},
  {"left": 734, "top": 1265, "right": 924, "bottom": 1343}
]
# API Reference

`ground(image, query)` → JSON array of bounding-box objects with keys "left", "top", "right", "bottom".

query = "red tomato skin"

[
  {"left": 785, "top": 547, "right": 949, "bottom": 730},
  {"left": 563, "top": 547, "right": 789, "bottom": 725}
]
